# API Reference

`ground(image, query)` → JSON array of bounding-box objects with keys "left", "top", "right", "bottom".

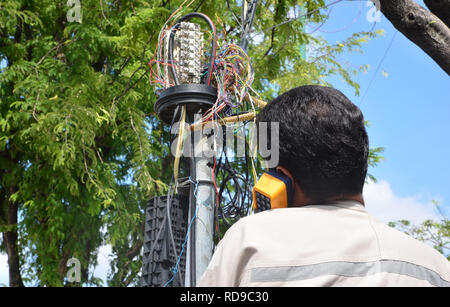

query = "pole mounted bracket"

[{"left": 155, "top": 84, "right": 217, "bottom": 124}]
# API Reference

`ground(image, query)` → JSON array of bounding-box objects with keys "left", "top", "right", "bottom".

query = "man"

[{"left": 197, "top": 85, "right": 450, "bottom": 287}]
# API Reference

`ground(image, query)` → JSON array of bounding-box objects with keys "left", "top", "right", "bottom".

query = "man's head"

[{"left": 256, "top": 85, "right": 369, "bottom": 206}]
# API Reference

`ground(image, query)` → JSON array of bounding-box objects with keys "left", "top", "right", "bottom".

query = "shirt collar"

[{"left": 325, "top": 200, "right": 366, "bottom": 212}]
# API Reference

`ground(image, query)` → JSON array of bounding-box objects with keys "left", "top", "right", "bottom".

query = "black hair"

[{"left": 256, "top": 85, "right": 369, "bottom": 203}]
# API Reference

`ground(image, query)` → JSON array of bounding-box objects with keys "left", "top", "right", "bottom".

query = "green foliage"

[
  {"left": 389, "top": 201, "right": 450, "bottom": 260},
  {"left": 0, "top": 0, "right": 384, "bottom": 286},
  {"left": 1, "top": 0, "right": 166, "bottom": 286}
]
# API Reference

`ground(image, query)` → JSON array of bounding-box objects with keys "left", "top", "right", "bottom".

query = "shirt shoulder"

[{"left": 368, "top": 215, "right": 450, "bottom": 282}]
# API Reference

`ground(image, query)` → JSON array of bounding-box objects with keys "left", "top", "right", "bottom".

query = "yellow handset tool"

[{"left": 253, "top": 170, "right": 293, "bottom": 211}]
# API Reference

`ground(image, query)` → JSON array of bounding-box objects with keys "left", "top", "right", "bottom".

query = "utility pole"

[
  {"left": 142, "top": 4, "right": 259, "bottom": 287},
  {"left": 146, "top": 17, "right": 218, "bottom": 287},
  {"left": 185, "top": 118, "right": 217, "bottom": 286}
]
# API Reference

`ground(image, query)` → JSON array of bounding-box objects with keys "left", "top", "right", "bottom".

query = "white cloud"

[
  {"left": 0, "top": 254, "right": 8, "bottom": 287},
  {"left": 363, "top": 180, "right": 439, "bottom": 224}
]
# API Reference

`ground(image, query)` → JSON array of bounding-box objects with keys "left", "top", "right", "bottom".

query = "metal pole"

[
  {"left": 184, "top": 113, "right": 217, "bottom": 286},
  {"left": 193, "top": 136, "right": 216, "bottom": 283}
]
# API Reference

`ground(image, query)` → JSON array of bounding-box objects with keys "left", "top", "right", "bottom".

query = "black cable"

[
  {"left": 211, "top": 132, "right": 255, "bottom": 239},
  {"left": 165, "top": 185, "right": 184, "bottom": 286},
  {"left": 243, "top": 123, "right": 250, "bottom": 213},
  {"left": 222, "top": 175, "right": 242, "bottom": 215},
  {"left": 168, "top": 12, "right": 216, "bottom": 86},
  {"left": 217, "top": 153, "right": 251, "bottom": 220}
]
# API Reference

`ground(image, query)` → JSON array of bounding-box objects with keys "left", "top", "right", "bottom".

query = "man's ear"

[
  {"left": 275, "top": 165, "right": 311, "bottom": 207},
  {"left": 275, "top": 165, "right": 295, "bottom": 183}
]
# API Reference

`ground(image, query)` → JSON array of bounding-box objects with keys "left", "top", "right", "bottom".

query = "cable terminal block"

[{"left": 164, "top": 22, "right": 203, "bottom": 85}]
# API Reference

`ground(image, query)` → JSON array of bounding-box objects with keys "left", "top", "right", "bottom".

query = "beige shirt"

[{"left": 197, "top": 201, "right": 450, "bottom": 287}]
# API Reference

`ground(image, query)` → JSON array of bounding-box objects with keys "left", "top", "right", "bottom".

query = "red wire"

[{"left": 204, "top": 14, "right": 217, "bottom": 86}]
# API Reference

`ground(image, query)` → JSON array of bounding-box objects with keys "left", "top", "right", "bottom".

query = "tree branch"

[
  {"left": 263, "top": 28, "right": 276, "bottom": 57},
  {"left": 3, "top": 185, "right": 24, "bottom": 287},
  {"left": 379, "top": 0, "right": 450, "bottom": 75},
  {"left": 424, "top": 0, "right": 450, "bottom": 28},
  {"left": 125, "top": 236, "right": 143, "bottom": 260}
]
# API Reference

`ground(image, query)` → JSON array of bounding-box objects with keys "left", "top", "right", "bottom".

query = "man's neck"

[{"left": 293, "top": 193, "right": 365, "bottom": 208}]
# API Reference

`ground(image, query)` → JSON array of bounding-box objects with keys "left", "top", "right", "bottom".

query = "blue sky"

[
  {"left": 313, "top": 0, "right": 450, "bottom": 220},
  {"left": 1, "top": 0, "right": 449, "bottom": 286}
]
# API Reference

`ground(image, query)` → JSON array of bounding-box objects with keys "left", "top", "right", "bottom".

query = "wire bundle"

[
  {"left": 201, "top": 43, "right": 256, "bottom": 122},
  {"left": 215, "top": 152, "right": 255, "bottom": 227},
  {"left": 148, "top": 6, "right": 258, "bottom": 123}
]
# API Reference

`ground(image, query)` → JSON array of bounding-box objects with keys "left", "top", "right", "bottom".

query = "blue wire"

[
  {"left": 163, "top": 204, "right": 199, "bottom": 287},
  {"left": 189, "top": 176, "right": 199, "bottom": 199}
]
